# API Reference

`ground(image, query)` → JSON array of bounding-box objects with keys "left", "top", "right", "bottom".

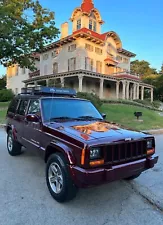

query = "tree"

[
  {"left": 0, "top": 75, "right": 6, "bottom": 90},
  {"left": 160, "top": 63, "right": 163, "bottom": 75},
  {"left": 0, "top": 0, "right": 59, "bottom": 70},
  {"left": 131, "top": 60, "right": 158, "bottom": 78}
]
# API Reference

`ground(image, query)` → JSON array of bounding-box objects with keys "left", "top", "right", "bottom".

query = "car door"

[
  {"left": 23, "top": 99, "right": 41, "bottom": 150},
  {"left": 14, "top": 98, "right": 29, "bottom": 144}
]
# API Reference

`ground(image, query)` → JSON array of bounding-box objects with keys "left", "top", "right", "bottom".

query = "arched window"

[
  {"left": 89, "top": 12, "right": 97, "bottom": 32},
  {"left": 53, "top": 62, "right": 58, "bottom": 74}
]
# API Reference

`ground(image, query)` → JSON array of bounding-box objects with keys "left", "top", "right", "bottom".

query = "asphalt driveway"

[{"left": 0, "top": 128, "right": 162, "bottom": 225}]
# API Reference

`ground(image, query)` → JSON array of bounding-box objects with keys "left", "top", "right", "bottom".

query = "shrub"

[
  {"left": 0, "top": 89, "right": 14, "bottom": 102},
  {"left": 77, "top": 92, "right": 102, "bottom": 110}
]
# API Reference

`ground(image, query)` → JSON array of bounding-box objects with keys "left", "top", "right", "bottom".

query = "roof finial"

[{"left": 81, "top": 0, "right": 94, "bottom": 13}]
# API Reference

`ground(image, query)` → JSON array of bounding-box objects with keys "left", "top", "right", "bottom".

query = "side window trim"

[
  {"left": 17, "top": 99, "right": 29, "bottom": 116},
  {"left": 27, "top": 99, "right": 40, "bottom": 115}
]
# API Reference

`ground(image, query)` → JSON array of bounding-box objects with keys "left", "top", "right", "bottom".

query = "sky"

[{"left": 1, "top": 0, "right": 163, "bottom": 75}]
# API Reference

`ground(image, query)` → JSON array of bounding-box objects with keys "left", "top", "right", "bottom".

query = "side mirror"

[
  {"left": 26, "top": 114, "right": 40, "bottom": 123},
  {"left": 101, "top": 113, "right": 106, "bottom": 119}
]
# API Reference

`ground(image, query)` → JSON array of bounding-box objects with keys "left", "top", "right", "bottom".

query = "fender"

[
  {"left": 7, "top": 124, "right": 17, "bottom": 141},
  {"left": 45, "top": 140, "right": 78, "bottom": 165}
]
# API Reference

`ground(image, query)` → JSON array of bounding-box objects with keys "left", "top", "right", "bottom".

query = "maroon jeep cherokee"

[{"left": 6, "top": 87, "right": 158, "bottom": 202}]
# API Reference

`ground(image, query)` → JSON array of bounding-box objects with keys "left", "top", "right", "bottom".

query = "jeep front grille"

[{"left": 106, "top": 140, "right": 147, "bottom": 164}]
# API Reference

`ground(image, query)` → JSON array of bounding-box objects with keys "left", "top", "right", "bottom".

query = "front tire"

[
  {"left": 7, "top": 130, "right": 22, "bottom": 156},
  {"left": 46, "top": 153, "right": 77, "bottom": 203}
]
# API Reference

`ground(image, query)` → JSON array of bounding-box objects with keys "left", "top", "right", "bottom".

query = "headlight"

[
  {"left": 90, "top": 148, "right": 101, "bottom": 160},
  {"left": 147, "top": 140, "right": 153, "bottom": 149}
]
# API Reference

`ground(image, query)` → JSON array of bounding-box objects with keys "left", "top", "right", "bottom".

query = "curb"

[{"left": 142, "top": 129, "right": 163, "bottom": 135}]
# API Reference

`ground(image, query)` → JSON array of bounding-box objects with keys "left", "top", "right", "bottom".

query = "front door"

[{"left": 23, "top": 99, "right": 41, "bottom": 150}]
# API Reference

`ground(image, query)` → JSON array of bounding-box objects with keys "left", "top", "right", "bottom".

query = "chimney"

[{"left": 61, "top": 22, "right": 69, "bottom": 39}]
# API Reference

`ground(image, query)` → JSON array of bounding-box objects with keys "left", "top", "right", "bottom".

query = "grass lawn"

[
  {"left": 0, "top": 110, "right": 7, "bottom": 124},
  {"left": 0, "top": 102, "right": 10, "bottom": 108},
  {"left": 0, "top": 101, "right": 163, "bottom": 130},
  {"left": 101, "top": 104, "right": 163, "bottom": 130}
]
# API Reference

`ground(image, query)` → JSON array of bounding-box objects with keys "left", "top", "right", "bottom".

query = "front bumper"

[{"left": 70, "top": 154, "right": 159, "bottom": 188}]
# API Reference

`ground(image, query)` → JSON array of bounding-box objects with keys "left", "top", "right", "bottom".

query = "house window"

[
  {"left": 52, "top": 50, "right": 59, "bottom": 58},
  {"left": 15, "top": 67, "right": 18, "bottom": 76},
  {"left": 93, "top": 21, "right": 96, "bottom": 32},
  {"left": 44, "top": 65, "right": 47, "bottom": 75},
  {"left": 89, "top": 16, "right": 97, "bottom": 32},
  {"left": 85, "top": 57, "right": 93, "bottom": 71},
  {"left": 68, "top": 44, "right": 76, "bottom": 52},
  {"left": 43, "top": 53, "right": 49, "bottom": 60},
  {"left": 89, "top": 19, "right": 93, "bottom": 30},
  {"left": 77, "top": 19, "right": 81, "bottom": 30},
  {"left": 53, "top": 62, "right": 58, "bottom": 74},
  {"left": 68, "top": 58, "right": 76, "bottom": 71},
  {"left": 116, "top": 55, "right": 123, "bottom": 62},
  {"left": 96, "top": 61, "right": 102, "bottom": 73},
  {"left": 123, "top": 58, "right": 129, "bottom": 63},
  {"left": 95, "top": 47, "right": 103, "bottom": 55},
  {"left": 22, "top": 67, "right": 26, "bottom": 74},
  {"left": 85, "top": 43, "right": 94, "bottom": 52}
]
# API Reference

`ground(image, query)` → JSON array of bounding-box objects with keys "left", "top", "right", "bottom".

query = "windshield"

[{"left": 41, "top": 98, "right": 103, "bottom": 122}]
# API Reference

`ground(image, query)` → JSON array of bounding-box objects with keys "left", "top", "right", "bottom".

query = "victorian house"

[{"left": 7, "top": 0, "right": 154, "bottom": 102}]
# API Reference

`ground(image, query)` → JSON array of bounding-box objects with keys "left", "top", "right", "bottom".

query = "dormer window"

[{"left": 77, "top": 19, "right": 81, "bottom": 30}]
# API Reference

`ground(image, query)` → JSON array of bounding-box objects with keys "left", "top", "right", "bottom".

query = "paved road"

[{"left": 0, "top": 129, "right": 162, "bottom": 225}]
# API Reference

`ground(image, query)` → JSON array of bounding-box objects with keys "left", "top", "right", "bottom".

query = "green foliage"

[
  {"left": 131, "top": 60, "right": 158, "bottom": 77},
  {"left": 0, "top": 89, "right": 14, "bottom": 102},
  {"left": 0, "top": 75, "right": 6, "bottom": 90},
  {"left": 77, "top": 92, "right": 102, "bottom": 110},
  {"left": 133, "top": 99, "right": 161, "bottom": 109},
  {"left": 0, "top": 0, "right": 59, "bottom": 70}
]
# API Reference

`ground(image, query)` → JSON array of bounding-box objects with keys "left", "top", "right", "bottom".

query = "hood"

[{"left": 46, "top": 120, "right": 148, "bottom": 142}]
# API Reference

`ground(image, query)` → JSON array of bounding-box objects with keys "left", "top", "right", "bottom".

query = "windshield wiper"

[
  {"left": 50, "top": 117, "right": 76, "bottom": 121},
  {"left": 76, "top": 116, "right": 103, "bottom": 121}
]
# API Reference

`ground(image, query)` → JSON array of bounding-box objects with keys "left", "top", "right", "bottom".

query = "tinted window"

[
  {"left": 28, "top": 100, "right": 40, "bottom": 114},
  {"left": 17, "top": 100, "right": 28, "bottom": 116},
  {"left": 41, "top": 98, "right": 103, "bottom": 122},
  {"left": 8, "top": 98, "right": 19, "bottom": 113}
]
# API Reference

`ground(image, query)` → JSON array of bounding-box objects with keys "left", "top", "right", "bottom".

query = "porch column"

[
  {"left": 60, "top": 77, "right": 65, "bottom": 87},
  {"left": 99, "top": 78, "right": 104, "bottom": 99},
  {"left": 141, "top": 86, "right": 144, "bottom": 100},
  {"left": 122, "top": 81, "right": 126, "bottom": 99},
  {"left": 46, "top": 79, "right": 49, "bottom": 87},
  {"left": 25, "top": 83, "right": 27, "bottom": 88},
  {"left": 136, "top": 84, "right": 140, "bottom": 99},
  {"left": 126, "top": 81, "right": 130, "bottom": 100},
  {"left": 78, "top": 75, "right": 83, "bottom": 92},
  {"left": 34, "top": 81, "right": 37, "bottom": 86},
  {"left": 133, "top": 83, "right": 137, "bottom": 100},
  {"left": 116, "top": 81, "right": 120, "bottom": 99},
  {"left": 151, "top": 88, "right": 153, "bottom": 102}
]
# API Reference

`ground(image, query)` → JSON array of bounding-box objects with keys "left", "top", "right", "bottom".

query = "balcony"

[
  {"left": 112, "top": 71, "right": 140, "bottom": 80},
  {"left": 29, "top": 70, "right": 40, "bottom": 78}
]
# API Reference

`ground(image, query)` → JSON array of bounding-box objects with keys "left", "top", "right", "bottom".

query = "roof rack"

[{"left": 21, "top": 86, "right": 77, "bottom": 97}]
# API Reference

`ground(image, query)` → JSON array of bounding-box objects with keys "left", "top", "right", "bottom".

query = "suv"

[{"left": 6, "top": 87, "right": 158, "bottom": 202}]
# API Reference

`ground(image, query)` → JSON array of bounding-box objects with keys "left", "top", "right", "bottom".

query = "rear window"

[{"left": 8, "top": 98, "right": 19, "bottom": 114}]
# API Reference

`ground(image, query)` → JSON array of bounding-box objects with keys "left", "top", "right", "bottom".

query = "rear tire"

[
  {"left": 46, "top": 153, "right": 77, "bottom": 203},
  {"left": 125, "top": 173, "right": 141, "bottom": 180},
  {"left": 7, "top": 130, "right": 22, "bottom": 156}
]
